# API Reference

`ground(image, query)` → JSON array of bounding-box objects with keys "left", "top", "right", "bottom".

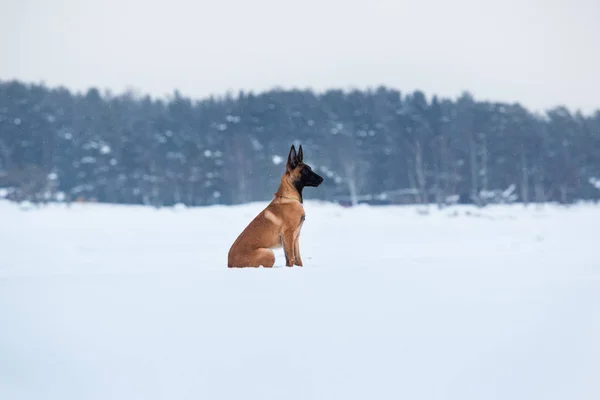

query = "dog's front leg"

[
  {"left": 293, "top": 237, "right": 303, "bottom": 267},
  {"left": 281, "top": 230, "right": 296, "bottom": 267}
]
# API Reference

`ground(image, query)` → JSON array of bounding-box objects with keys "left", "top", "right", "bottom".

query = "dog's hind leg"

[
  {"left": 246, "top": 248, "right": 275, "bottom": 268},
  {"left": 228, "top": 248, "right": 275, "bottom": 268}
]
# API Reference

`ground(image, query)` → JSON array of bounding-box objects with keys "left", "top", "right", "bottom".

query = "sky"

[{"left": 1, "top": 0, "right": 599, "bottom": 113}]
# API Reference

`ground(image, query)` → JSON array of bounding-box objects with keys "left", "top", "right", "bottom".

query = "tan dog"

[{"left": 227, "top": 145, "right": 324, "bottom": 268}]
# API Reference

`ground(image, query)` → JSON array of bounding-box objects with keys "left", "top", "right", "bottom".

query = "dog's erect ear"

[
  {"left": 297, "top": 145, "right": 304, "bottom": 162},
  {"left": 287, "top": 145, "right": 298, "bottom": 169}
]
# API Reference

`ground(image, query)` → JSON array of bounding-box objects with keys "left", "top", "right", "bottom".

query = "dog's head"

[{"left": 286, "top": 144, "right": 324, "bottom": 189}]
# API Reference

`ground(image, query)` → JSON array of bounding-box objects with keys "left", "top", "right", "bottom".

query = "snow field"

[{"left": 0, "top": 200, "right": 599, "bottom": 400}]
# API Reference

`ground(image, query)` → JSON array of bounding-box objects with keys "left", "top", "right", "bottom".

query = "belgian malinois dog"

[{"left": 227, "top": 144, "right": 324, "bottom": 268}]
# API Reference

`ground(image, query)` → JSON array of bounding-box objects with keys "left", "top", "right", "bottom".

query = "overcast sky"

[{"left": 1, "top": 0, "right": 599, "bottom": 113}]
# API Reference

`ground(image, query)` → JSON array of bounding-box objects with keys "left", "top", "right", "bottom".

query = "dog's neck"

[{"left": 274, "top": 174, "right": 303, "bottom": 203}]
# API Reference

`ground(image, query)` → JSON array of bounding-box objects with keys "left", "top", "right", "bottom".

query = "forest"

[{"left": 1, "top": 80, "right": 599, "bottom": 207}]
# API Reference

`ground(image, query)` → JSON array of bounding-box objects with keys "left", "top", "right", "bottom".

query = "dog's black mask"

[
  {"left": 286, "top": 144, "right": 324, "bottom": 198},
  {"left": 300, "top": 165, "right": 324, "bottom": 187}
]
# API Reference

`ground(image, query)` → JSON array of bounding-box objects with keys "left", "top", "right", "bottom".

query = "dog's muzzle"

[{"left": 310, "top": 173, "right": 324, "bottom": 187}]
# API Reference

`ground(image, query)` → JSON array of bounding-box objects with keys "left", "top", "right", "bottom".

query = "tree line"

[{"left": 1, "top": 80, "right": 599, "bottom": 207}]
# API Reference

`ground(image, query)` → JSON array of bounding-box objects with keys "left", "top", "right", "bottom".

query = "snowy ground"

[{"left": 0, "top": 200, "right": 599, "bottom": 400}]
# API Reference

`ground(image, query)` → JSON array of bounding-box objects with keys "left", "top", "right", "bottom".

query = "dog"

[{"left": 227, "top": 144, "right": 324, "bottom": 268}]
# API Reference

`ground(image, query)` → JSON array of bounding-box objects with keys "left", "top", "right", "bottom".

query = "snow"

[
  {"left": 0, "top": 200, "right": 599, "bottom": 400},
  {"left": 100, "top": 145, "right": 111, "bottom": 155},
  {"left": 80, "top": 156, "right": 96, "bottom": 164}
]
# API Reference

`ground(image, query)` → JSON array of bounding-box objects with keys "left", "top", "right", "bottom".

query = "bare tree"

[
  {"left": 0, "top": 139, "right": 11, "bottom": 174},
  {"left": 519, "top": 144, "right": 530, "bottom": 206},
  {"left": 406, "top": 139, "right": 427, "bottom": 205},
  {"left": 224, "top": 133, "right": 253, "bottom": 205},
  {"left": 336, "top": 129, "right": 368, "bottom": 207},
  {"left": 479, "top": 132, "right": 489, "bottom": 194}
]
